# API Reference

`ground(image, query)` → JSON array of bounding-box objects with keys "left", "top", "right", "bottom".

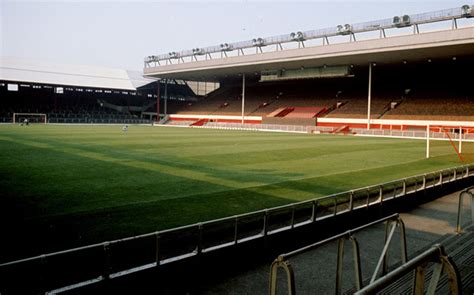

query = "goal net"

[
  {"left": 428, "top": 126, "right": 474, "bottom": 164},
  {"left": 13, "top": 113, "right": 47, "bottom": 124}
]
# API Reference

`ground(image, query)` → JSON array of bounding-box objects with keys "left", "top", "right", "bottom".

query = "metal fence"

[
  {"left": 456, "top": 186, "right": 474, "bottom": 233},
  {"left": 269, "top": 214, "right": 407, "bottom": 295},
  {"left": 194, "top": 122, "right": 474, "bottom": 143},
  {"left": 354, "top": 244, "right": 461, "bottom": 295},
  {"left": 353, "top": 128, "right": 474, "bottom": 142},
  {"left": 1, "top": 164, "right": 473, "bottom": 293},
  {"left": 201, "top": 122, "right": 334, "bottom": 133}
]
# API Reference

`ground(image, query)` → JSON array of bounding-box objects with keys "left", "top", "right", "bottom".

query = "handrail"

[
  {"left": 1, "top": 164, "right": 472, "bottom": 293},
  {"left": 455, "top": 186, "right": 474, "bottom": 233},
  {"left": 354, "top": 244, "right": 461, "bottom": 295},
  {"left": 269, "top": 214, "right": 407, "bottom": 295}
]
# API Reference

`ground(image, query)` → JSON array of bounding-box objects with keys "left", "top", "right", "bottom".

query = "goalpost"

[
  {"left": 426, "top": 125, "right": 466, "bottom": 162},
  {"left": 13, "top": 113, "right": 47, "bottom": 124}
]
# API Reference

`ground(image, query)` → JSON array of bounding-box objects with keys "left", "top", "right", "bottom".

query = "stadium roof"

[
  {"left": 144, "top": 5, "right": 474, "bottom": 82},
  {"left": 0, "top": 57, "right": 156, "bottom": 90},
  {"left": 144, "top": 27, "right": 474, "bottom": 82}
]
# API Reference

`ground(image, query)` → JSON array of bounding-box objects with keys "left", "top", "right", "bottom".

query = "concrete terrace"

[{"left": 202, "top": 189, "right": 474, "bottom": 294}]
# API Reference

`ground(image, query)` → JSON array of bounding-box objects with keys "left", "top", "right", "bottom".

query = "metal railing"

[
  {"left": 202, "top": 122, "right": 334, "bottom": 133},
  {"left": 144, "top": 6, "right": 473, "bottom": 67},
  {"left": 269, "top": 214, "right": 407, "bottom": 295},
  {"left": 354, "top": 244, "right": 461, "bottom": 295},
  {"left": 354, "top": 128, "right": 474, "bottom": 142},
  {"left": 456, "top": 186, "right": 474, "bottom": 233},
  {"left": 1, "top": 164, "right": 472, "bottom": 293}
]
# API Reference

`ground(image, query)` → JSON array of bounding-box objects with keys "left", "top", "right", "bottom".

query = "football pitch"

[{"left": 0, "top": 124, "right": 471, "bottom": 260}]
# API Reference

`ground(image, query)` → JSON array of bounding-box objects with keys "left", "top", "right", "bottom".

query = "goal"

[
  {"left": 13, "top": 113, "right": 47, "bottom": 124},
  {"left": 426, "top": 125, "right": 474, "bottom": 163}
]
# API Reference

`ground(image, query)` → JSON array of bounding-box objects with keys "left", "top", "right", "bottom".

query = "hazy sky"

[{"left": 1, "top": 0, "right": 470, "bottom": 71}]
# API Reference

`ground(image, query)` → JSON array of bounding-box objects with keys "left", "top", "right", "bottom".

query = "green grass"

[{"left": 0, "top": 124, "right": 471, "bottom": 260}]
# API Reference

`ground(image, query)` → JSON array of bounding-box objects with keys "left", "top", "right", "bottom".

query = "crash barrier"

[
  {"left": 354, "top": 244, "right": 460, "bottom": 295},
  {"left": 1, "top": 165, "right": 472, "bottom": 293},
  {"left": 269, "top": 214, "right": 407, "bottom": 295},
  {"left": 456, "top": 186, "right": 474, "bottom": 233}
]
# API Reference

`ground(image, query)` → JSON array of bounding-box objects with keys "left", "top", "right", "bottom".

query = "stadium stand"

[
  {"left": 164, "top": 59, "right": 473, "bottom": 125},
  {"left": 0, "top": 58, "right": 196, "bottom": 124}
]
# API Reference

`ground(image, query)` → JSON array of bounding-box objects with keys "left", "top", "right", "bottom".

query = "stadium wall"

[
  {"left": 169, "top": 114, "right": 262, "bottom": 124},
  {"left": 317, "top": 118, "right": 474, "bottom": 133}
]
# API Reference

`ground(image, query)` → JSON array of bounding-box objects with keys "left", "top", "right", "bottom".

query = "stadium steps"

[
  {"left": 332, "top": 125, "right": 350, "bottom": 134},
  {"left": 274, "top": 107, "right": 295, "bottom": 117},
  {"left": 267, "top": 107, "right": 286, "bottom": 117},
  {"left": 190, "top": 118, "right": 209, "bottom": 126},
  {"left": 351, "top": 227, "right": 474, "bottom": 294}
]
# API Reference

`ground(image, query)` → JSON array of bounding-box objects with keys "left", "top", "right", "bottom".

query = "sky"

[{"left": 1, "top": 0, "right": 471, "bottom": 71}]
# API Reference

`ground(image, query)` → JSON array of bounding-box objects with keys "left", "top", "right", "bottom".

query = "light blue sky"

[{"left": 1, "top": 1, "right": 470, "bottom": 71}]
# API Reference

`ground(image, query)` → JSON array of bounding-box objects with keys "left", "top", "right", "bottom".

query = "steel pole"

[
  {"left": 164, "top": 80, "right": 168, "bottom": 116},
  {"left": 241, "top": 73, "right": 246, "bottom": 125},
  {"left": 367, "top": 63, "right": 372, "bottom": 130},
  {"left": 156, "top": 81, "right": 160, "bottom": 122},
  {"left": 426, "top": 125, "right": 430, "bottom": 159}
]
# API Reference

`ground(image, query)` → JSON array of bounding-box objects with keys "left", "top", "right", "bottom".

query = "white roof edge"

[{"left": 0, "top": 57, "right": 155, "bottom": 91}]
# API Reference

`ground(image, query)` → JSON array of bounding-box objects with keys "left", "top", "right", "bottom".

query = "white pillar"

[
  {"left": 241, "top": 73, "right": 246, "bottom": 125},
  {"left": 426, "top": 125, "right": 430, "bottom": 159},
  {"left": 164, "top": 80, "right": 168, "bottom": 116},
  {"left": 367, "top": 63, "right": 372, "bottom": 130},
  {"left": 459, "top": 126, "right": 462, "bottom": 154}
]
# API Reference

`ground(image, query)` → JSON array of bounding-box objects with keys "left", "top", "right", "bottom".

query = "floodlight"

[
  {"left": 461, "top": 4, "right": 472, "bottom": 17},
  {"left": 220, "top": 43, "right": 233, "bottom": 51},
  {"left": 402, "top": 15, "right": 411, "bottom": 24},
  {"left": 336, "top": 24, "right": 352, "bottom": 35},
  {"left": 393, "top": 16, "right": 401, "bottom": 25},
  {"left": 252, "top": 38, "right": 265, "bottom": 47},
  {"left": 291, "top": 31, "right": 305, "bottom": 41},
  {"left": 192, "top": 48, "right": 204, "bottom": 55}
]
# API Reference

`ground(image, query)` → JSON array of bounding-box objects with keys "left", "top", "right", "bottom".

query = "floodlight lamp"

[
  {"left": 252, "top": 38, "right": 265, "bottom": 47},
  {"left": 220, "top": 43, "right": 232, "bottom": 51},
  {"left": 461, "top": 4, "right": 472, "bottom": 17},
  {"left": 402, "top": 15, "right": 411, "bottom": 24},
  {"left": 393, "top": 16, "right": 401, "bottom": 25}
]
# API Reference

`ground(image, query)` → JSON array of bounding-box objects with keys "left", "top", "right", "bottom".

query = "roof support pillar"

[
  {"left": 241, "top": 73, "right": 246, "bottom": 125},
  {"left": 156, "top": 81, "right": 161, "bottom": 122},
  {"left": 164, "top": 79, "right": 168, "bottom": 116},
  {"left": 367, "top": 63, "right": 373, "bottom": 130}
]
